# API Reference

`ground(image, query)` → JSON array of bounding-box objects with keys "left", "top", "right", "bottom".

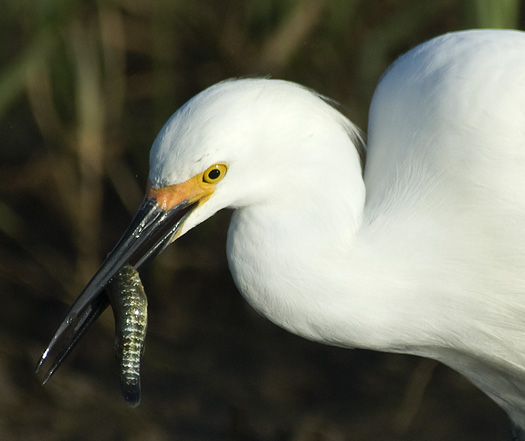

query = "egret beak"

[{"left": 35, "top": 183, "right": 202, "bottom": 384}]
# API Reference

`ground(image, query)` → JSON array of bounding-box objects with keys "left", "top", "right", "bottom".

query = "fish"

[{"left": 106, "top": 264, "right": 148, "bottom": 407}]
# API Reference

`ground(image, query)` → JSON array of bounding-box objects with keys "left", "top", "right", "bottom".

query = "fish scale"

[{"left": 106, "top": 264, "right": 148, "bottom": 407}]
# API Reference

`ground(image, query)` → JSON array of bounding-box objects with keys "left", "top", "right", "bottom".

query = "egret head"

[
  {"left": 36, "top": 78, "right": 363, "bottom": 381},
  {"left": 146, "top": 78, "right": 362, "bottom": 237}
]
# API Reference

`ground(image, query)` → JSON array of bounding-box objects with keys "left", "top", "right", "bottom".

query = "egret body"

[{"left": 38, "top": 29, "right": 525, "bottom": 437}]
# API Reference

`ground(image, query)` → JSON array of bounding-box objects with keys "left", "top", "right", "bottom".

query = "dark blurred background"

[{"left": 1, "top": 0, "right": 523, "bottom": 440}]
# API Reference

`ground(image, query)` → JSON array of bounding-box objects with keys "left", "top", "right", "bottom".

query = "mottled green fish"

[{"left": 106, "top": 264, "right": 148, "bottom": 407}]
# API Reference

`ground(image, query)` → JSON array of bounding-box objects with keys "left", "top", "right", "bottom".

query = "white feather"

[{"left": 149, "top": 30, "right": 525, "bottom": 432}]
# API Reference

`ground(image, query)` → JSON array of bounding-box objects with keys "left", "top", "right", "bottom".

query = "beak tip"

[{"left": 35, "top": 350, "right": 55, "bottom": 385}]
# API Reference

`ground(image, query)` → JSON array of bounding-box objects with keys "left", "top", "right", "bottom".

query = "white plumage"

[
  {"left": 38, "top": 29, "right": 525, "bottom": 438},
  {"left": 152, "top": 29, "right": 525, "bottom": 434}
]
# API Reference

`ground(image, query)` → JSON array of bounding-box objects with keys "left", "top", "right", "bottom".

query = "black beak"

[{"left": 35, "top": 197, "right": 197, "bottom": 383}]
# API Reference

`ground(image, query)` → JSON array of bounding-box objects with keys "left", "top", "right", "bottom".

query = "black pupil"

[{"left": 208, "top": 169, "right": 220, "bottom": 180}]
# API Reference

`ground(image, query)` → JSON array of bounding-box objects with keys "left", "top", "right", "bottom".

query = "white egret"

[{"left": 37, "top": 29, "right": 525, "bottom": 438}]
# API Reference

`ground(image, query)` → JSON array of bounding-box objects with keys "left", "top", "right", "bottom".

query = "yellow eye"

[{"left": 202, "top": 163, "right": 228, "bottom": 184}]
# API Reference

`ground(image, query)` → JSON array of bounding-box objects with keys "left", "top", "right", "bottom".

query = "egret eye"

[
  {"left": 208, "top": 169, "right": 221, "bottom": 180},
  {"left": 203, "top": 163, "right": 228, "bottom": 184}
]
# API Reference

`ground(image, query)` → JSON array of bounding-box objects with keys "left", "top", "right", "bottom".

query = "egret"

[{"left": 37, "top": 29, "right": 525, "bottom": 438}]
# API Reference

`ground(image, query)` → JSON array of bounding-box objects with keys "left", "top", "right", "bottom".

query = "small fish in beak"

[
  {"left": 36, "top": 161, "right": 227, "bottom": 402},
  {"left": 106, "top": 264, "right": 148, "bottom": 407},
  {"left": 35, "top": 196, "right": 198, "bottom": 389}
]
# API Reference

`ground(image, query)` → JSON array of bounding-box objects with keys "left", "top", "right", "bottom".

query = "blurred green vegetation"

[{"left": 0, "top": 0, "right": 521, "bottom": 440}]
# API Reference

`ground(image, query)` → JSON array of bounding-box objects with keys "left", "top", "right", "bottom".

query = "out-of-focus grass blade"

[
  {"left": 465, "top": 0, "right": 520, "bottom": 29},
  {"left": 0, "top": 27, "right": 55, "bottom": 119}
]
